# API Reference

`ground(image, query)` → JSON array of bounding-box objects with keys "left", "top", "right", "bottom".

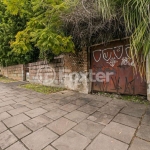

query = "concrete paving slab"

[
  {"left": 3, "top": 114, "right": 30, "bottom": 128},
  {"left": 86, "top": 134, "right": 128, "bottom": 150},
  {"left": 0, "top": 100, "right": 15, "bottom": 107},
  {"left": 0, "top": 105, "right": 14, "bottom": 114},
  {"left": 60, "top": 104, "right": 79, "bottom": 112},
  {"left": 88, "top": 100, "right": 107, "bottom": 107},
  {"left": 0, "top": 122, "right": 7, "bottom": 134},
  {"left": 52, "top": 130, "right": 91, "bottom": 150},
  {"left": 25, "top": 108, "right": 47, "bottom": 118},
  {"left": 11, "top": 124, "right": 31, "bottom": 139},
  {"left": 0, "top": 112, "right": 11, "bottom": 121},
  {"left": 121, "top": 106, "right": 145, "bottom": 118},
  {"left": 22, "top": 128, "right": 58, "bottom": 150},
  {"left": 0, "top": 83, "right": 149, "bottom": 150},
  {"left": 142, "top": 114, "right": 150, "bottom": 126},
  {"left": 102, "top": 122, "right": 136, "bottom": 144},
  {"left": 26, "top": 102, "right": 45, "bottom": 109},
  {"left": 113, "top": 113, "right": 140, "bottom": 128},
  {"left": 43, "top": 145, "right": 55, "bottom": 150},
  {"left": 98, "top": 104, "right": 121, "bottom": 116},
  {"left": 109, "top": 99, "right": 128, "bottom": 107},
  {"left": 8, "top": 106, "right": 30, "bottom": 116},
  {"left": 136, "top": 125, "right": 150, "bottom": 141},
  {"left": 0, "top": 130, "right": 17, "bottom": 149},
  {"left": 78, "top": 105, "right": 98, "bottom": 114},
  {"left": 42, "top": 103, "right": 61, "bottom": 111},
  {"left": 24, "top": 115, "right": 53, "bottom": 131},
  {"left": 87, "top": 111, "right": 114, "bottom": 125},
  {"left": 47, "top": 117, "right": 76, "bottom": 135},
  {"left": 129, "top": 137, "right": 150, "bottom": 150},
  {"left": 65, "top": 110, "right": 89, "bottom": 123},
  {"left": 11, "top": 101, "right": 30, "bottom": 108},
  {"left": 71, "top": 99, "right": 90, "bottom": 106},
  {"left": 26, "top": 98, "right": 43, "bottom": 104},
  {"left": 73, "top": 120, "right": 105, "bottom": 139},
  {"left": 44, "top": 108, "right": 68, "bottom": 120},
  {"left": 5, "top": 142, "right": 27, "bottom": 150}
]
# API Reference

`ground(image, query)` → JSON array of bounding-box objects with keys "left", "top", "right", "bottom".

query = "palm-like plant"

[{"left": 97, "top": 0, "right": 150, "bottom": 73}]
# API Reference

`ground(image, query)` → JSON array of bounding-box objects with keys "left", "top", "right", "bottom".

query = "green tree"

[
  {"left": 3, "top": 0, "right": 75, "bottom": 62},
  {"left": 0, "top": 0, "right": 39, "bottom": 66},
  {"left": 0, "top": 0, "right": 76, "bottom": 66}
]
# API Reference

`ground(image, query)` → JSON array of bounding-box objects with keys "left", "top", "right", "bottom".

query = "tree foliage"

[
  {"left": 0, "top": 0, "right": 75, "bottom": 66},
  {"left": 4, "top": 0, "right": 75, "bottom": 61},
  {"left": 0, "top": 0, "right": 149, "bottom": 70},
  {"left": 0, "top": 0, "right": 39, "bottom": 66}
]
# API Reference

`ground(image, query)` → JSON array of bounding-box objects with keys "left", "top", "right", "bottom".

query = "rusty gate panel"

[{"left": 91, "top": 40, "right": 147, "bottom": 95}]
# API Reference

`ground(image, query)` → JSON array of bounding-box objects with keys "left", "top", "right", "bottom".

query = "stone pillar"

[{"left": 146, "top": 52, "right": 150, "bottom": 101}]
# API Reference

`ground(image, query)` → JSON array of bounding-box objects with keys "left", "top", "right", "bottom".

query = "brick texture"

[
  {"left": 28, "top": 48, "right": 89, "bottom": 93},
  {"left": 0, "top": 64, "right": 25, "bottom": 81},
  {"left": 0, "top": 48, "right": 89, "bottom": 93}
]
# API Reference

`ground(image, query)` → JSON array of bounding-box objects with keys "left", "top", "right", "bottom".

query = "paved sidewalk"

[{"left": 0, "top": 82, "right": 150, "bottom": 150}]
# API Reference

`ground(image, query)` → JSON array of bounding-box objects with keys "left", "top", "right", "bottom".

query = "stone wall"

[
  {"left": 28, "top": 48, "right": 89, "bottom": 93},
  {"left": 28, "top": 59, "right": 65, "bottom": 87},
  {"left": 0, "top": 48, "right": 89, "bottom": 93},
  {"left": 0, "top": 64, "right": 25, "bottom": 81},
  {"left": 63, "top": 48, "right": 89, "bottom": 93},
  {"left": 1, "top": 47, "right": 150, "bottom": 99}
]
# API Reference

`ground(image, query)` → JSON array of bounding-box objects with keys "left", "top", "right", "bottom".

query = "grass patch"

[
  {"left": 96, "top": 92, "right": 149, "bottom": 105},
  {"left": 21, "top": 83, "right": 66, "bottom": 94},
  {"left": 119, "top": 95, "right": 149, "bottom": 105},
  {"left": 0, "top": 76, "right": 16, "bottom": 83}
]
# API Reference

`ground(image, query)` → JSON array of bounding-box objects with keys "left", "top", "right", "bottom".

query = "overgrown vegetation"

[
  {"left": 21, "top": 83, "right": 66, "bottom": 94},
  {"left": 63, "top": 0, "right": 150, "bottom": 72},
  {"left": 0, "top": 0, "right": 149, "bottom": 71},
  {"left": 97, "top": 92, "right": 149, "bottom": 105}
]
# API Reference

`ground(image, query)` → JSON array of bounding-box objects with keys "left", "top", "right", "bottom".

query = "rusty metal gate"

[{"left": 91, "top": 40, "right": 147, "bottom": 95}]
